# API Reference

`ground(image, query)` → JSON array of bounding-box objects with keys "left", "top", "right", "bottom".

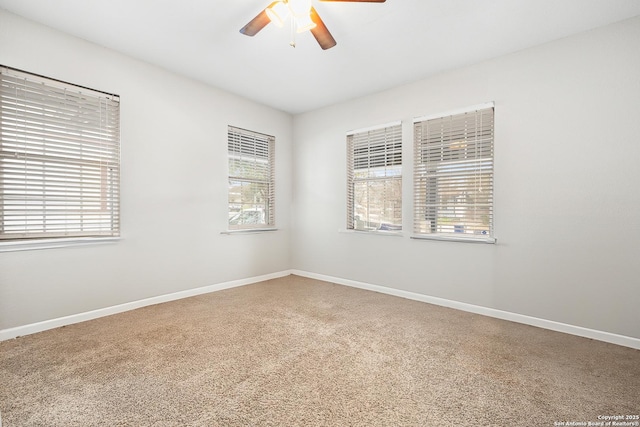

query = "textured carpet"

[{"left": 0, "top": 275, "right": 638, "bottom": 426}]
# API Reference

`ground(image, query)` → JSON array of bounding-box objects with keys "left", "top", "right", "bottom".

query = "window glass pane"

[
  {"left": 413, "top": 106, "right": 494, "bottom": 240},
  {"left": 0, "top": 66, "right": 120, "bottom": 240},
  {"left": 347, "top": 123, "right": 402, "bottom": 232},
  {"left": 227, "top": 126, "right": 275, "bottom": 230},
  {"left": 353, "top": 178, "right": 402, "bottom": 231},
  {"left": 228, "top": 180, "right": 271, "bottom": 226}
]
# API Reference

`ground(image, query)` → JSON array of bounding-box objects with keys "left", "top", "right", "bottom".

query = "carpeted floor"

[{"left": 0, "top": 275, "right": 638, "bottom": 426}]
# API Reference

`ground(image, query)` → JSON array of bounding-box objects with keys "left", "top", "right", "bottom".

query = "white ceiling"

[{"left": 1, "top": 0, "right": 639, "bottom": 114}]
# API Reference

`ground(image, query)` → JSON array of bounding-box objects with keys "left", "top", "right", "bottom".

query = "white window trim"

[
  {"left": 410, "top": 234, "right": 496, "bottom": 244},
  {"left": 347, "top": 120, "right": 402, "bottom": 136},
  {"left": 413, "top": 102, "right": 495, "bottom": 123},
  {"left": 220, "top": 228, "right": 278, "bottom": 235},
  {"left": 0, "top": 237, "right": 120, "bottom": 253}
]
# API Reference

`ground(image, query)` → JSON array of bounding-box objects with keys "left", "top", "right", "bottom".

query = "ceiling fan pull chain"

[{"left": 290, "top": 15, "right": 296, "bottom": 47}]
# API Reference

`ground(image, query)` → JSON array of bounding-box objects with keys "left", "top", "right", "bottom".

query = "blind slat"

[
  {"left": 1, "top": 66, "right": 120, "bottom": 240},
  {"left": 413, "top": 106, "right": 494, "bottom": 240},
  {"left": 227, "top": 126, "right": 275, "bottom": 229},
  {"left": 347, "top": 123, "right": 403, "bottom": 231}
]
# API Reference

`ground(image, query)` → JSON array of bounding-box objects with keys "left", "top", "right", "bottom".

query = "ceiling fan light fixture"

[
  {"left": 241, "top": 0, "right": 385, "bottom": 50},
  {"left": 265, "top": 1, "right": 290, "bottom": 28},
  {"left": 295, "top": 13, "right": 317, "bottom": 33}
]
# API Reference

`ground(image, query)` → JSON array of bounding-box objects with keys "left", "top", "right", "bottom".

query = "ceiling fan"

[{"left": 240, "top": 0, "right": 386, "bottom": 50}]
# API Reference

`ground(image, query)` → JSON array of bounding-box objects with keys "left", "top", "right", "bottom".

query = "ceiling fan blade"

[
  {"left": 310, "top": 7, "right": 337, "bottom": 50},
  {"left": 239, "top": 2, "right": 277, "bottom": 36},
  {"left": 319, "top": 0, "right": 386, "bottom": 2}
]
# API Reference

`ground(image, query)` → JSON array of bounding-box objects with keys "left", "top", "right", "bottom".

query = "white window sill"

[
  {"left": 411, "top": 234, "right": 496, "bottom": 244},
  {"left": 339, "top": 229, "right": 404, "bottom": 237},
  {"left": 220, "top": 228, "right": 278, "bottom": 235},
  {"left": 0, "top": 237, "right": 121, "bottom": 253}
]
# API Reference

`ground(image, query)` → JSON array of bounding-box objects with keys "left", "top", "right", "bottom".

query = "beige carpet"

[{"left": 1, "top": 275, "right": 638, "bottom": 426}]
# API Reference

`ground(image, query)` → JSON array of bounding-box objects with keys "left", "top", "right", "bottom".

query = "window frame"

[
  {"left": 346, "top": 121, "right": 403, "bottom": 234},
  {"left": 0, "top": 65, "right": 121, "bottom": 249},
  {"left": 412, "top": 103, "right": 495, "bottom": 244},
  {"left": 227, "top": 126, "right": 276, "bottom": 232}
]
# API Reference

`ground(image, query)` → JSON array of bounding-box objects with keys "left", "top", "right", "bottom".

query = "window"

[
  {"left": 347, "top": 122, "right": 402, "bottom": 232},
  {"left": 227, "top": 126, "right": 275, "bottom": 230},
  {"left": 413, "top": 104, "right": 495, "bottom": 242},
  {"left": 0, "top": 66, "right": 120, "bottom": 241}
]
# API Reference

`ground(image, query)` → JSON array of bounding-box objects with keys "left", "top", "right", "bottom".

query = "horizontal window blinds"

[
  {"left": 228, "top": 126, "right": 275, "bottom": 229},
  {"left": 347, "top": 123, "right": 402, "bottom": 231},
  {"left": 0, "top": 66, "right": 120, "bottom": 240},
  {"left": 414, "top": 106, "right": 494, "bottom": 240}
]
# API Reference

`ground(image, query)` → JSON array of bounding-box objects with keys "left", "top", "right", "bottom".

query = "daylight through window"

[
  {"left": 413, "top": 104, "right": 494, "bottom": 242},
  {"left": 347, "top": 122, "right": 402, "bottom": 232},
  {"left": 0, "top": 66, "right": 120, "bottom": 241},
  {"left": 227, "top": 126, "right": 275, "bottom": 230}
]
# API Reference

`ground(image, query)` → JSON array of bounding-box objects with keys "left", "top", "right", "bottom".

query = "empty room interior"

[{"left": 1, "top": 0, "right": 639, "bottom": 425}]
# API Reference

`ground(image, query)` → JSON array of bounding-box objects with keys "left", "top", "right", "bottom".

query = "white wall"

[
  {"left": 2, "top": 9, "right": 639, "bottom": 342},
  {"left": 0, "top": 10, "right": 293, "bottom": 330},
  {"left": 291, "top": 17, "right": 640, "bottom": 339}
]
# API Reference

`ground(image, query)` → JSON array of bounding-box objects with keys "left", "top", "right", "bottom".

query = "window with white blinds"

[
  {"left": 413, "top": 104, "right": 494, "bottom": 242},
  {"left": 0, "top": 66, "right": 120, "bottom": 241},
  {"left": 228, "top": 126, "right": 275, "bottom": 230},
  {"left": 347, "top": 122, "right": 402, "bottom": 232}
]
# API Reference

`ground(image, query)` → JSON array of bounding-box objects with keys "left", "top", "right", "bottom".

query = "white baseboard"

[
  {"left": 0, "top": 270, "right": 292, "bottom": 342},
  {"left": 3, "top": 269, "right": 638, "bottom": 350},
  {"left": 291, "top": 270, "right": 640, "bottom": 350}
]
